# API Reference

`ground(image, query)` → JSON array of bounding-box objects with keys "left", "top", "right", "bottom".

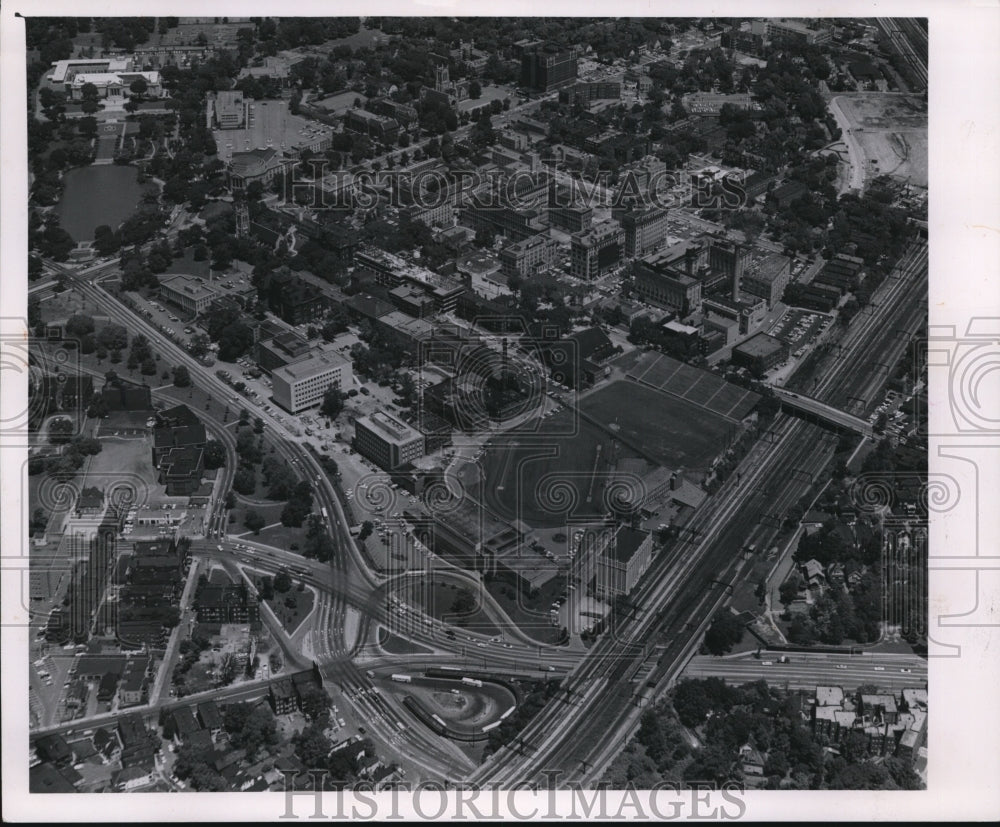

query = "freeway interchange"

[{"left": 41, "top": 237, "right": 927, "bottom": 785}]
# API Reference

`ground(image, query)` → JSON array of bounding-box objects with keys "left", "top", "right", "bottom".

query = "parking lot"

[{"left": 769, "top": 308, "right": 833, "bottom": 359}]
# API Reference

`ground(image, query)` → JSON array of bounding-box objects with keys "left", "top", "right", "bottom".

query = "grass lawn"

[
  {"left": 486, "top": 578, "right": 568, "bottom": 645},
  {"left": 476, "top": 414, "right": 631, "bottom": 528},
  {"left": 259, "top": 581, "right": 315, "bottom": 635},
  {"left": 477, "top": 378, "right": 732, "bottom": 529},
  {"left": 378, "top": 629, "right": 433, "bottom": 655},
  {"left": 395, "top": 579, "right": 500, "bottom": 636},
  {"left": 252, "top": 521, "right": 311, "bottom": 552},
  {"left": 581, "top": 380, "right": 733, "bottom": 471}
]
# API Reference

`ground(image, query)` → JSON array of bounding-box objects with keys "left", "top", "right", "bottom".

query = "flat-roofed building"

[
  {"left": 741, "top": 253, "right": 792, "bottom": 307},
  {"left": 353, "top": 412, "right": 425, "bottom": 470},
  {"left": 612, "top": 204, "right": 669, "bottom": 258},
  {"left": 159, "top": 275, "right": 217, "bottom": 315},
  {"left": 731, "top": 331, "right": 789, "bottom": 376},
  {"left": 633, "top": 248, "right": 704, "bottom": 313},
  {"left": 209, "top": 90, "right": 248, "bottom": 129},
  {"left": 48, "top": 58, "right": 132, "bottom": 83},
  {"left": 271, "top": 345, "right": 353, "bottom": 414},
  {"left": 592, "top": 526, "right": 654, "bottom": 600},
  {"left": 256, "top": 330, "right": 311, "bottom": 375},
  {"left": 344, "top": 108, "right": 399, "bottom": 144},
  {"left": 570, "top": 219, "right": 624, "bottom": 279},
  {"left": 355, "top": 247, "right": 465, "bottom": 314},
  {"left": 499, "top": 233, "right": 561, "bottom": 280}
]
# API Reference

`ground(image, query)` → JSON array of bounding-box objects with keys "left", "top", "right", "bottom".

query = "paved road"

[{"left": 683, "top": 650, "right": 927, "bottom": 692}]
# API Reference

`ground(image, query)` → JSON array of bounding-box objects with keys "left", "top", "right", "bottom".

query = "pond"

[{"left": 55, "top": 164, "right": 146, "bottom": 243}]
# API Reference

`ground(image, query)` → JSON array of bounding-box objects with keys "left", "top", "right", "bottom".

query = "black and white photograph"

[{"left": 1, "top": 1, "right": 997, "bottom": 821}]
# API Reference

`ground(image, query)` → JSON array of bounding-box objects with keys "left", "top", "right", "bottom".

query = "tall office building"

[{"left": 520, "top": 47, "right": 578, "bottom": 92}]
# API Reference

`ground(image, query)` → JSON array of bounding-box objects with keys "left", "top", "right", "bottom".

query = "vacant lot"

[
  {"left": 83, "top": 434, "right": 162, "bottom": 502},
  {"left": 837, "top": 93, "right": 928, "bottom": 187}
]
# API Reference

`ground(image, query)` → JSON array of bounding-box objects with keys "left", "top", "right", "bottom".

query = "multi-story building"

[
  {"left": 344, "top": 108, "right": 400, "bottom": 144},
  {"left": 266, "top": 270, "right": 329, "bottom": 325},
  {"left": 570, "top": 219, "right": 624, "bottom": 279},
  {"left": 271, "top": 345, "right": 353, "bottom": 414},
  {"left": 632, "top": 249, "right": 704, "bottom": 313},
  {"left": 559, "top": 81, "right": 622, "bottom": 106},
  {"left": 703, "top": 294, "right": 768, "bottom": 336},
  {"left": 612, "top": 204, "right": 669, "bottom": 259},
  {"left": 499, "top": 234, "right": 561, "bottom": 280},
  {"left": 151, "top": 405, "right": 206, "bottom": 465},
  {"left": 547, "top": 184, "right": 594, "bottom": 233},
  {"left": 731, "top": 332, "right": 789, "bottom": 376},
  {"left": 355, "top": 247, "right": 465, "bottom": 314},
  {"left": 592, "top": 526, "right": 654, "bottom": 600},
  {"left": 353, "top": 412, "right": 425, "bottom": 470},
  {"left": 751, "top": 18, "right": 831, "bottom": 45},
  {"left": 520, "top": 47, "right": 578, "bottom": 92},
  {"left": 741, "top": 253, "right": 792, "bottom": 308},
  {"left": 255, "top": 330, "right": 312, "bottom": 376},
  {"left": 159, "top": 275, "right": 217, "bottom": 316},
  {"left": 208, "top": 90, "right": 248, "bottom": 129}
]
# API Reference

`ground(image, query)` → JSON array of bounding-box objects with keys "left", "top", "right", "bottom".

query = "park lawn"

[
  {"left": 261, "top": 582, "right": 315, "bottom": 636},
  {"left": 251, "top": 521, "right": 311, "bottom": 554},
  {"left": 378, "top": 629, "right": 434, "bottom": 655},
  {"left": 486, "top": 578, "right": 567, "bottom": 645},
  {"left": 396, "top": 579, "right": 500, "bottom": 636}
]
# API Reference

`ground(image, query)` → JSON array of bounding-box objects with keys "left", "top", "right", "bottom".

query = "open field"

[
  {"left": 836, "top": 93, "right": 928, "bottom": 187},
  {"left": 581, "top": 381, "right": 734, "bottom": 472},
  {"left": 476, "top": 377, "right": 733, "bottom": 529},
  {"left": 83, "top": 433, "right": 161, "bottom": 499},
  {"left": 477, "top": 414, "right": 633, "bottom": 528}
]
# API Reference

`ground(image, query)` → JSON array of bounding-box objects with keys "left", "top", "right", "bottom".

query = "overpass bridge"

[{"left": 772, "top": 387, "right": 873, "bottom": 437}]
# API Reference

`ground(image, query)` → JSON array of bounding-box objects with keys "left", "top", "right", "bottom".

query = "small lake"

[{"left": 55, "top": 165, "right": 146, "bottom": 243}]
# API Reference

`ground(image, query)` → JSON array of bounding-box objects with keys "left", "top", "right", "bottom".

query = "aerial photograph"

[{"left": 22, "top": 15, "right": 929, "bottom": 797}]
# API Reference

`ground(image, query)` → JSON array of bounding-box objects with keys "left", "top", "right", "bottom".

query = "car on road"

[{"left": 900, "top": 668, "right": 912, "bottom": 673}]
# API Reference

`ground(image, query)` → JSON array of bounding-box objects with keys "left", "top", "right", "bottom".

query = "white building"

[{"left": 271, "top": 345, "right": 353, "bottom": 414}]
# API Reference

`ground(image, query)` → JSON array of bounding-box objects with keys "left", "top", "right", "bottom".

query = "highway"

[
  {"left": 467, "top": 239, "right": 929, "bottom": 786},
  {"left": 42, "top": 231, "right": 928, "bottom": 786},
  {"left": 43, "top": 260, "right": 489, "bottom": 779},
  {"left": 683, "top": 650, "right": 927, "bottom": 693}
]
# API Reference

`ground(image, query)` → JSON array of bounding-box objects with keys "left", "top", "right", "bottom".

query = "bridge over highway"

[{"left": 772, "top": 387, "right": 873, "bottom": 437}]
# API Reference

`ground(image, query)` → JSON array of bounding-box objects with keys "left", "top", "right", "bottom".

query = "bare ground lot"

[{"left": 837, "top": 93, "right": 928, "bottom": 187}]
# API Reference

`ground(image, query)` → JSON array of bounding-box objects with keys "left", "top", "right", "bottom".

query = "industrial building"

[{"left": 731, "top": 331, "right": 790, "bottom": 376}]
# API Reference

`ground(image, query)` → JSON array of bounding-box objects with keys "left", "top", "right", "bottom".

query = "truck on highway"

[
  {"left": 391, "top": 674, "right": 412, "bottom": 683},
  {"left": 461, "top": 677, "right": 483, "bottom": 688}
]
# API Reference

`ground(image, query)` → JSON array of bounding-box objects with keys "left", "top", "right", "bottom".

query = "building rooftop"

[
  {"left": 49, "top": 57, "right": 131, "bottom": 83},
  {"left": 733, "top": 331, "right": 786, "bottom": 358},
  {"left": 816, "top": 685, "right": 845, "bottom": 707},
  {"left": 746, "top": 252, "right": 791, "bottom": 283},
  {"left": 608, "top": 525, "right": 650, "bottom": 564},
  {"left": 357, "top": 411, "right": 422, "bottom": 444},
  {"left": 160, "top": 274, "right": 217, "bottom": 301},
  {"left": 573, "top": 218, "right": 623, "bottom": 248},
  {"left": 272, "top": 345, "right": 351, "bottom": 383}
]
